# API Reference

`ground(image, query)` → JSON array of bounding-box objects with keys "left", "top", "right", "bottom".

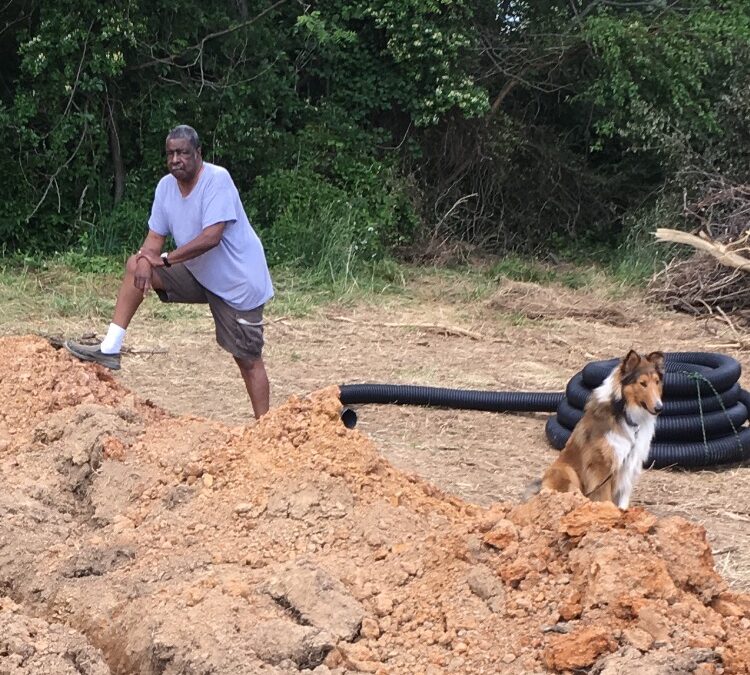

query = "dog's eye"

[{"left": 641, "top": 382, "right": 647, "bottom": 388}]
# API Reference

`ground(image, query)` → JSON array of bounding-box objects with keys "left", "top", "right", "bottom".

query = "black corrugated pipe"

[
  {"left": 581, "top": 352, "right": 741, "bottom": 396},
  {"left": 550, "top": 353, "right": 750, "bottom": 467},
  {"left": 565, "top": 374, "right": 742, "bottom": 414},
  {"left": 338, "top": 384, "right": 563, "bottom": 412},
  {"left": 339, "top": 352, "right": 750, "bottom": 469},
  {"left": 553, "top": 399, "right": 749, "bottom": 442},
  {"left": 544, "top": 414, "right": 750, "bottom": 468}
]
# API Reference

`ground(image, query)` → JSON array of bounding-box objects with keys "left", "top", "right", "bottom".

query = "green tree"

[{"left": 3, "top": 0, "right": 750, "bottom": 264}]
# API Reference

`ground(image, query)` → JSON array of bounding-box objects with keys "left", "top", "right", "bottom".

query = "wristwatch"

[{"left": 161, "top": 252, "right": 172, "bottom": 268}]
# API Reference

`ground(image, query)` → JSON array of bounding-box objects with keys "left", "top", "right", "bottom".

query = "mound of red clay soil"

[{"left": 0, "top": 335, "right": 748, "bottom": 674}]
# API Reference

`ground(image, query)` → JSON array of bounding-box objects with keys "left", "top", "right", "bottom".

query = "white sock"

[{"left": 100, "top": 323, "right": 126, "bottom": 354}]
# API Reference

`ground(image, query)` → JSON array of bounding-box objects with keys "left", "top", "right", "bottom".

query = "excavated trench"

[{"left": 0, "top": 335, "right": 749, "bottom": 675}]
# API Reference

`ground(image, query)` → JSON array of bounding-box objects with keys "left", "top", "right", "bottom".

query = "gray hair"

[{"left": 166, "top": 125, "right": 201, "bottom": 150}]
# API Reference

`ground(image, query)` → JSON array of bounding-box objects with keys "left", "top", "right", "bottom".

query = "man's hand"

[
  {"left": 134, "top": 256, "right": 154, "bottom": 295},
  {"left": 136, "top": 250, "right": 163, "bottom": 267}
]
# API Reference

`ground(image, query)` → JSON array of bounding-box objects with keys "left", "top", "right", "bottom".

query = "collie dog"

[{"left": 541, "top": 350, "right": 664, "bottom": 509}]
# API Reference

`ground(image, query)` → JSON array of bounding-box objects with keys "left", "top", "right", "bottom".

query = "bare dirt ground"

[
  {"left": 110, "top": 277, "right": 750, "bottom": 591},
  {"left": 1, "top": 275, "right": 749, "bottom": 673}
]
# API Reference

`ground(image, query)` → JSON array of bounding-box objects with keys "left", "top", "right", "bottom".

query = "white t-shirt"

[{"left": 148, "top": 162, "right": 274, "bottom": 311}]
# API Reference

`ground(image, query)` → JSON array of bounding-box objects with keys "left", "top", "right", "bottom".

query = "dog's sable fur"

[{"left": 540, "top": 349, "right": 664, "bottom": 509}]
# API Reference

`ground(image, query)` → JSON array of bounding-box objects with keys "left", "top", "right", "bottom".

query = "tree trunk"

[
  {"left": 235, "top": 0, "right": 248, "bottom": 20},
  {"left": 107, "top": 97, "right": 125, "bottom": 206}
]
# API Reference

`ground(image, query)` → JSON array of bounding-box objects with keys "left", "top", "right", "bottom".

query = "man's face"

[{"left": 166, "top": 137, "right": 201, "bottom": 182}]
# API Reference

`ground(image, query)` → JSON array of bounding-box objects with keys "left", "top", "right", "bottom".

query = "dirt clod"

[
  {"left": 262, "top": 560, "right": 365, "bottom": 641},
  {"left": 543, "top": 625, "right": 617, "bottom": 670},
  {"left": 0, "top": 599, "right": 110, "bottom": 675}
]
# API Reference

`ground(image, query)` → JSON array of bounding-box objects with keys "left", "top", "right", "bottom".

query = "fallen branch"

[
  {"left": 704, "top": 308, "right": 750, "bottom": 350},
  {"left": 121, "top": 346, "right": 169, "bottom": 356},
  {"left": 721, "top": 511, "right": 750, "bottom": 523},
  {"left": 705, "top": 341, "right": 750, "bottom": 351},
  {"left": 326, "top": 315, "right": 500, "bottom": 341},
  {"left": 655, "top": 228, "right": 750, "bottom": 272},
  {"left": 41, "top": 334, "right": 169, "bottom": 355}
]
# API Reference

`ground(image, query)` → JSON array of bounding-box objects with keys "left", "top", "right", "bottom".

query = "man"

[{"left": 65, "top": 125, "right": 274, "bottom": 419}]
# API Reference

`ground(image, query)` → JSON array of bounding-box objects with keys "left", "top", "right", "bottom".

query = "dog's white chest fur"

[
  {"left": 595, "top": 371, "right": 658, "bottom": 509},
  {"left": 606, "top": 414, "right": 656, "bottom": 509}
]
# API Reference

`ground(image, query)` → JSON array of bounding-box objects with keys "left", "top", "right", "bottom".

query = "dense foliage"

[{"left": 2, "top": 0, "right": 750, "bottom": 268}]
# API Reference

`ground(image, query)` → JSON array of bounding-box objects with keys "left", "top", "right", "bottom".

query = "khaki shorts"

[{"left": 154, "top": 264, "right": 264, "bottom": 361}]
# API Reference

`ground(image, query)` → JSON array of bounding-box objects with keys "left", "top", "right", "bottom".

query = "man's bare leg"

[
  {"left": 112, "top": 255, "right": 165, "bottom": 329},
  {"left": 64, "top": 255, "right": 165, "bottom": 368},
  {"left": 235, "top": 356, "right": 270, "bottom": 419}
]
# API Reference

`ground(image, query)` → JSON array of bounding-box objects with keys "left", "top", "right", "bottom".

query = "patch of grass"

[
  {"left": 508, "top": 311, "right": 531, "bottom": 327},
  {"left": 0, "top": 253, "right": 414, "bottom": 334},
  {"left": 401, "top": 265, "right": 498, "bottom": 304},
  {"left": 606, "top": 237, "right": 680, "bottom": 288},
  {"left": 268, "top": 260, "right": 409, "bottom": 317},
  {"left": 57, "top": 250, "right": 127, "bottom": 275},
  {"left": 0, "top": 253, "right": 206, "bottom": 334},
  {"left": 0, "top": 255, "right": 120, "bottom": 330},
  {"left": 0, "top": 246, "right": 663, "bottom": 337},
  {"left": 489, "top": 255, "right": 600, "bottom": 290},
  {"left": 145, "top": 302, "right": 206, "bottom": 321},
  {"left": 490, "top": 257, "right": 556, "bottom": 284},
  {"left": 587, "top": 199, "right": 685, "bottom": 288},
  {"left": 49, "top": 293, "right": 116, "bottom": 318}
]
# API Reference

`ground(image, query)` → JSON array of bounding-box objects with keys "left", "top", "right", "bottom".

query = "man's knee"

[
  {"left": 125, "top": 254, "right": 139, "bottom": 276},
  {"left": 235, "top": 356, "right": 265, "bottom": 373},
  {"left": 125, "top": 254, "right": 165, "bottom": 290}
]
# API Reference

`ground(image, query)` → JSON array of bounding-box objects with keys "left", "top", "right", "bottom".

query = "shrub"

[{"left": 250, "top": 110, "right": 417, "bottom": 274}]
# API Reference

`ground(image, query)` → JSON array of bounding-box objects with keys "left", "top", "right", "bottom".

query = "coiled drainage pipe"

[{"left": 339, "top": 351, "right": 750, "bottom": 469}]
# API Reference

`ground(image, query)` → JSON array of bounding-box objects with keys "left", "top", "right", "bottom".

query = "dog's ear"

[
  {"left": 621, "top": 349, "right": 640, "bottom": 374},
  {"left": 646, "top": 351, "right": 665, "bottom": 374}
]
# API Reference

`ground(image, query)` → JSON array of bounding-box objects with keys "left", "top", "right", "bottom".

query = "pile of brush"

[{"left": 648, "top": 176, "right": 750, "bottom": 321}]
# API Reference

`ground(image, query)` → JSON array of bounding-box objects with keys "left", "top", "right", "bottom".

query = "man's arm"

[
  {"left": 134, "top": 230, "right": 167, "bottom": 293},
  {"left": 137, "top": 222, "right": 225, "bottom": 268},
  {"left": 138, "top": 230, "right": 167, "bottom": 258}
]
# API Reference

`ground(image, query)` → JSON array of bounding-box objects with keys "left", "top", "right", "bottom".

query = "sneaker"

[{"left": 64, "top": 340, "right": 121, "bottom": 370}]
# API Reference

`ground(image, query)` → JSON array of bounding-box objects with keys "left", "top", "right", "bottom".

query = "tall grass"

[
  {"left": 0, "top": 253, "right": 204, "bottom": 335},
  {"left": 613, "top": 193, "right": 689, "bottom": 284},
  {"left": 0, "top": 231, "right": 677, "bottom": 337},
  {"left": 489, "top": 256, "right": 601, "bottom": 289},
  {"left": 0, "top": 249, "right": 410, "bottom": 335},
  {"left": 0, "top": 255, "right": 119, "bottom": 329}
]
